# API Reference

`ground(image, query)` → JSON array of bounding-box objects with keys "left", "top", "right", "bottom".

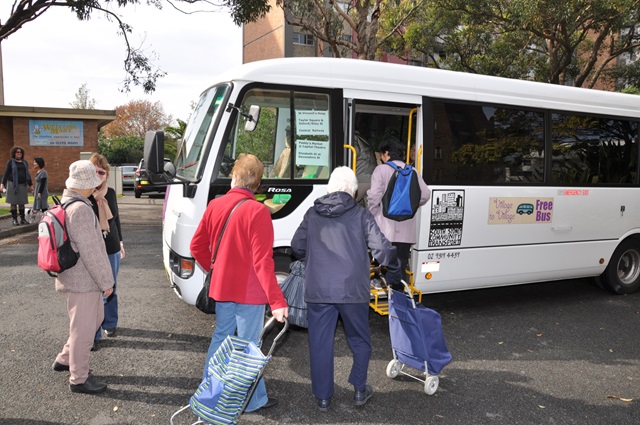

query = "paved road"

[{"left": 0, "top": 193, "right": 638, "bottom": 424}]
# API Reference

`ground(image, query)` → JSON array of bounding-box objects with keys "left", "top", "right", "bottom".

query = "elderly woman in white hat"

[{"left": 51, "top": 160, "right": 114, "bottom": 395}]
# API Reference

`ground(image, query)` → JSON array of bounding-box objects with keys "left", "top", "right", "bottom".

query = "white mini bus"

[{"left": 144, "top": 57, "right": 640, "bottom": 305}]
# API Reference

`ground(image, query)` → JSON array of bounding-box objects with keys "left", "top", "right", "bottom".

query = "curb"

[{"left": 0, "top": 217, "right": 38, "bottom": 240}]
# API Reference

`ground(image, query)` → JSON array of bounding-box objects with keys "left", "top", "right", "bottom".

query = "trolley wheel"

[
  {"left": 602, "top": 238, "right": 640, "bottom": 294},
  {"left": 424, "top": 375, "right": 439, "bottom": 395},
  {"left": 386, "top": 359, "right": 401, "bottom": 378}
]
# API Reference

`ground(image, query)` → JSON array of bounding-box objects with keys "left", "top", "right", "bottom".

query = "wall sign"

[{"left": 29, "top": 120, "right": 84, "bottom": 146}]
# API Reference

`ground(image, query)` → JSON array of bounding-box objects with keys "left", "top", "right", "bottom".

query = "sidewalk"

[
  {"left": 0, "top": 193, "right": 164, "bottom": 240},
  {"left": 0, "top": 203, "right": 38, "bottom": 239}
]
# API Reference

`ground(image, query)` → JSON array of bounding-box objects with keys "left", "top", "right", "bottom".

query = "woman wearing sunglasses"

[
  {"left": 88, "top": 153, "right": 125, "bottom": 344},
  {"left": 1, "top": 146, "right": 33, "bottom": 225}
]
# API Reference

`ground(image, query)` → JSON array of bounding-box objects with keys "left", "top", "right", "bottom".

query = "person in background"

[
  {"left": 32, "top": 157, "right": 49, "bottom": 213},
  {"left": 291, "top": 166, "right": 399, "bottom": 412},
  {"left": 1, "top": 146, "right": 33, "bottom": 225},
  {"left": 52, "top": 160, "right": 114, "bottom": 394},
  {"left": 367, "top": 136, "right": 430, "bottom": 290},
  {"left": 88, "top": 153, "right": 125, "bottom": 341},
  {"left": 190, "top": 153, "right": 288, "bottom": 412}
]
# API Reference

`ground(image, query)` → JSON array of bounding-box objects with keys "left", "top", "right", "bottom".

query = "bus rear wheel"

[{"left": 602, "top": 239, "right": 640, "bottom": 295}]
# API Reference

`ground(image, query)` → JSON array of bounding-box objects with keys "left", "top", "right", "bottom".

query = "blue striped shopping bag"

[{"left": 189, "top": 335, "right": 270, "bottom": 425}]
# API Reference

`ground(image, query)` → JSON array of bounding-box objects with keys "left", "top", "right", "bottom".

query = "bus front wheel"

[
  {"left": 602, "top": 239, "right": 640, "bottom": 295},
  {"left": 274, "top": 251, "right": 294, "bottom": 286}
]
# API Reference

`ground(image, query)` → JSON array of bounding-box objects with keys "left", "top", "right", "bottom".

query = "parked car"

[
  {"left": 121, "top": 165, "right": 138, "bottom": 189},
  {"left": 134, "top": 158, "right": 172, "bottom": 198}
]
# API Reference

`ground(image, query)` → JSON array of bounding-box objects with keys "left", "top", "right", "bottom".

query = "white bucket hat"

[{"left": 65, "top": 160, "right": 102, "bottom": 190}]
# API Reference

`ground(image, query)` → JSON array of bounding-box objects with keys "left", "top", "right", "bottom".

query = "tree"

[
  {"left": 69, "top": 83, "right": 96, "bottom": 109},
  {"left": 163, "top": 119, "right": 188, "bottom": 161},
  {"left": 98, "top": 135, "right": 144, "bottom": 165},
  {"left": 278, "top": 0, "right": 425, "bottom": 60},
  {"left": 389, "top": 0, "right": 640, "bottom": 88},
  {"left": 102, "top": 99, "right": 172, "bottom": 139},
  {"left": 1, "top": 0, "right": 273, "bottom": 93}
]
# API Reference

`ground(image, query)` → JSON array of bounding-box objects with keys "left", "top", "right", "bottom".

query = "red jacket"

[{"left": 190, "top": 188, "right": 287, "bottom": 310}]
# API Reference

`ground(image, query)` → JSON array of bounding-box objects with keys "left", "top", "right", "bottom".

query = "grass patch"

[{"left": 0, "top": 194, "right": 60, "bottom": 215}]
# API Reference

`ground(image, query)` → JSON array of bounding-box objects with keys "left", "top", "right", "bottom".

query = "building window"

[
  {"left": 293, "top": 32, "right": 314, "bottom": 46},
  {"left": 340, "top": 34, "right": 353, "bottom": 43}
]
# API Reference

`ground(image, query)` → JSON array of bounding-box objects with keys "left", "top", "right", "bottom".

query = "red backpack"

[{"left": 37, "top": 199, "right": 84, "bottom": 277}]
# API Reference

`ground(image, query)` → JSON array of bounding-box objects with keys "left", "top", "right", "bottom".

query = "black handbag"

[{"left": 195, "top": 199, "right": 249, "bottom": 314}]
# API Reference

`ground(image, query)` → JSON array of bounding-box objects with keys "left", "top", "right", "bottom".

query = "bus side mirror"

[
  {"left": 244, "top": 105, "right": 261, "bottom": 132},
  {"left": 144, "top": 130, "right": 165, "bottom": 174}
]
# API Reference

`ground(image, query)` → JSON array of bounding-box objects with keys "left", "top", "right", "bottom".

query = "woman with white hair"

[{"left": 291, "top": 166, "right": 399, "bottom": 412}]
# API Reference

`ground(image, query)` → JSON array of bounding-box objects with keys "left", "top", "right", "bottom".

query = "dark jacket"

[
  {"left": 291, "top": 191, "right": 397, "bottom": 304},
  {"left": 89, "top": 188, "right": 123, "bottom": 255}
]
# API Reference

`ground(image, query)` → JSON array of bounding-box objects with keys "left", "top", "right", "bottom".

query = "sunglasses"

[{"left": 97, "top": 170, "right": 107, "bottom": 176}]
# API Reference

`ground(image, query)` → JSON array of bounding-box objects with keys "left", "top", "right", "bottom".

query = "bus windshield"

[{"left": 175, "top": 84, "right": 230, "bottom": 180}]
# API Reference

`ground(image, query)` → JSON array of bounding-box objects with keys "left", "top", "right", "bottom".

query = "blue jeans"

[
  {"left": 204, "top": 302, "right": 268, "bottom": 412},
  {"left": 95, "top": 252, "right": 120, "bottom": 340}
]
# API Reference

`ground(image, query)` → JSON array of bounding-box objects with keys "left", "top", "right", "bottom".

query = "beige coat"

[{"left": 54, "top": 189, "right": 114, "bottom": 293}]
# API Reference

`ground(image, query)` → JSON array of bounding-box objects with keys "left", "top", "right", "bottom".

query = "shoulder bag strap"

[{"left": 210, "top": 198, "right": 250, "bottom": 267}]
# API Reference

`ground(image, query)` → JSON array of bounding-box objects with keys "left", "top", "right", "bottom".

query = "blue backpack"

[{"left": 381, "top": 162, "right": 421, "bottom": 221}]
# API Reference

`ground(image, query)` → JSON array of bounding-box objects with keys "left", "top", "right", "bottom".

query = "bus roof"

[{"left": 216, "top": 58, "right": 640, "bottom": 119}]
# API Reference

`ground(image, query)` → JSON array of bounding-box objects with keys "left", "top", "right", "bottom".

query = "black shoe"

[
  {"left": 104, "top": 328, "right": 117, "bottom": 337},
  {"left": 52, "top": 361, "right": 69, "bottom": 372},
  {"left": 20, "top": 217, "right": 28, "bottom": 225},
  {"left": 354, "top": 384, "right": 373, "bottom": 406},
  {"left": 259, "top": 397, "right": 278, "bottom": 410},
  {"left": 12, "top": 219, "right": 18, "bottom": 226},
  {"left": 316, "top": 398, "right": 331, "bottom": 412},
  {"left": 69, "top": 376, "right": 107, "bottom": 394}
]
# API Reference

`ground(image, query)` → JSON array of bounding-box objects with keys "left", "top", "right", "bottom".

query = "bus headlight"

[{"left": 169, "top": 250, "right": 195, "bottom": 279}]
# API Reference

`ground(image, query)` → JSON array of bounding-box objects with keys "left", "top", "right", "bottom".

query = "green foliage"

[
  {"left": 98, "top": 135, "right": 144, "bottom": 165},
  {"left": 388, "top": 0, "right": 640, "bottom": 88},
  {"left": 225, "top": 0, "right": 272, "bottom": 25},
  {"left": 620, "top": 86, "right": 640, "bottom": 95},
  {"left": 235, "top": 108, "right": 276, "bottom": 164},
  {"left": 163, "top": 119, "right": 187, "bottom": 162}
]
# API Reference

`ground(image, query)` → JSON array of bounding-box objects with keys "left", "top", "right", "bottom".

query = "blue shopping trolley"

[
  {"left": 386, "top": 282, "right": 452, "bottom": 395},
  {"left": 171, "top": 317, "right": 288, "bottom": 425}
]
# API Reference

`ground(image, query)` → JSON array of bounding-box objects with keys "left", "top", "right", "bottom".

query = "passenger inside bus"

[{"left": 269, "top": 129, "right": 292, "bottom": 178}]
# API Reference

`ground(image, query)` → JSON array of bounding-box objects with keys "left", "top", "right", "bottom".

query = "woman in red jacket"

[{"left": 190, "top": 154, "right": 288, "bottom": 412}]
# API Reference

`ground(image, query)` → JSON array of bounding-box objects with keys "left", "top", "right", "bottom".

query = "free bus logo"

[{"left": 489, "top": 197, "right": 553, "bottom": 224}]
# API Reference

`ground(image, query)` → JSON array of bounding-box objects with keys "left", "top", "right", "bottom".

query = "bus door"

[{"left": 345, "top": 99, "right": 422, "bottom": 202}]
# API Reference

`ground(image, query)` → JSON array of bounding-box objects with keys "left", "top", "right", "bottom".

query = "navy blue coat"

[{"left": 291, "top": 191, "right": 397, "bottom": 304}]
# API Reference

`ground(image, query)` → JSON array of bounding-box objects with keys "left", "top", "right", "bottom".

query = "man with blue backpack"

[{"left": 367, "top": 136, "right": 431, "bottom": 290}]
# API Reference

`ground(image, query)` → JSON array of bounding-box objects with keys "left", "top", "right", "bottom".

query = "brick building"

[{"left": 0, "top": 106, "right": 116, "bottom": 193}]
